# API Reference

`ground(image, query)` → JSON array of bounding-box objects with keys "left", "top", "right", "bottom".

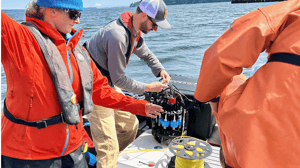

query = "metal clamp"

[
  {"left": 37, "top": 119, "right": 47, "bottom": 129},
  {"left": 61, "top": 113, "right": 65, "bottom": 124}
]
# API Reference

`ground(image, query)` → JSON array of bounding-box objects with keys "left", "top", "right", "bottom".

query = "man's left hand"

[
  {"left": 160, "top": 70, "right": 171, "bottom": 84},
  {"left": 145, "top": 103, "right": 163, "bottom": 118}
]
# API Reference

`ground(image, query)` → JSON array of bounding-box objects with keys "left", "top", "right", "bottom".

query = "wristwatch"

[{"left": 209, "top": 95, "right": 220, "bottom": 103}]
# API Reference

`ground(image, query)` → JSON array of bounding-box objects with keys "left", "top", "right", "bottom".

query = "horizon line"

[{"left": 1, "top": 5, "right": 131, "bottom": 10}]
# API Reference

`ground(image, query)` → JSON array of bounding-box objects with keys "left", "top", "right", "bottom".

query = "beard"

[{"left": 139, "top": 20, "right": 150, "bottom": 34}]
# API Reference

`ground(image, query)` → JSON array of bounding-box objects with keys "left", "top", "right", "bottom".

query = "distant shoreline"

[
  {"left": 130, "top": 0, "right": 283, "bottom": 6},
  {"left": 232, "top": 0, "right": 284, "bottom": 3},
  {"left": 130, "top": 0, "right": 232, "bottom": 7},
  {"left": 2, "top": 6, "right": 129, "bottom": 11},
  {"left": 2, "top": 9, "right": 25, "bottom": 10}
]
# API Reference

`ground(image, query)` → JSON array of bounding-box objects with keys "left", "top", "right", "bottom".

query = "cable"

[
  {"left": 120, "top": 148, "right": 169, "bottom": 155},
  {"left": 172, "top": 84, "right": 193, "bottom": 102}
]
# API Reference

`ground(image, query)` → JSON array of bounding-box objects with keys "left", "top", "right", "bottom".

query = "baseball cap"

[{"left": 139, "top": 0, "right": 171, "bottom": 29}]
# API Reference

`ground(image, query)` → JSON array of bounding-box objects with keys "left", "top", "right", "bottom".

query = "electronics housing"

[{"left": 144, "top": 75, "right": 216, "bottom": 144}]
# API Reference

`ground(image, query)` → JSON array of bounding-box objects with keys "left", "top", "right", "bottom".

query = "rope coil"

[
  {"left": 168, "top": 136, "right": 212, "bottom": 168},
  {"left": 119, "top": 136, "right": 212, "bottom": 168}
]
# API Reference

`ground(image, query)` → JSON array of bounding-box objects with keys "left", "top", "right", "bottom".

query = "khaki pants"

[{"left": 88, "top": 88, "right": 139, "bottom": 168}]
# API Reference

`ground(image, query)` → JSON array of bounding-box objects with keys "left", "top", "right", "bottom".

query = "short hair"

[
  {"left": 26, "top": 0, "right": 45, "bottom": 20},
  {"left": 136, "top": 6, "right": 143, "bottom": 14}
]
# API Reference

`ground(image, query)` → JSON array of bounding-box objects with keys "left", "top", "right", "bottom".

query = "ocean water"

[{"left": 1, "top": 1, "right": 277, "bottom": 108}]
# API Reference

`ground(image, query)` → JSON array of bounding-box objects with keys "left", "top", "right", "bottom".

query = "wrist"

[
  {"left": 145, "top": 84, "right": 150, "bottom": 92},
  {"left": 159, "top": 69, "right": 166, "bottom": 77}
]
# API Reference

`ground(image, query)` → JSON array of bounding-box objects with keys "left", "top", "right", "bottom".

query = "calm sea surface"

[{"left": 1, "top": 2, "right": 278, "bottom": 108}]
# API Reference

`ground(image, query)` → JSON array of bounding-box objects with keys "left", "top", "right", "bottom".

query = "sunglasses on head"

[
  {"left": 63, "top": 9, "right": 81, "bottom": 20},
  {"left": 147, "top": 16, "right": 158, "bottom": 28}
]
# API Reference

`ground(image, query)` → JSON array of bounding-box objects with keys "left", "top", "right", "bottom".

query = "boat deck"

[{"left": 117, "top": 129, "right": 222, "bottom": 168}]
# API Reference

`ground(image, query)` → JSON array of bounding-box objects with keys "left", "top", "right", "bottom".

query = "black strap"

[
  {"left": 225, "top": 162, "right": 233, "bottom": 168},
  {"left": 118, "top": 18, "right": 132, "bottom": 63},
  {"left": 209, "top": 95, "right": 220, "bottom": 103},
  {"left": 267, "top": 53, "right": 300, "bottom": 66},
  {"left": 3, "top": 100, "right": 83, "bottom": 129},
  {"left": 83, "top": 42, "right": 114, "bottom": 87},
  {"left": 83, "top": 18, "right": 143, "bottom": 87}
]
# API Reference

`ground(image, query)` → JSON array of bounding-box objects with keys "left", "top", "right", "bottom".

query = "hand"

[
  {"left": 160, "top": 70, "right": 171, "bottom": 84},
  {"left": 145, "top": 81, "right": 168, "bottom": 92},
  {"left": 145, "top": 103, "right": 163, "bottom": 118}
]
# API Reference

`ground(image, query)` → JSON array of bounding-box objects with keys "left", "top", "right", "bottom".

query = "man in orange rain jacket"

[
  {"left": 1, "top": 0, "right": 162, "bottom": 167},
  {"left": 194, "top": 0, "right": 300, "bottom": 168}
]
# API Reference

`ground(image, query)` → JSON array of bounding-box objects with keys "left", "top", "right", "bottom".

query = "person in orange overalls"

[
  {"left": 194, "top": 0, "right": 300, "bottom": 167},
  {"left": 1, "top": 0, "right": 163, "bottom": 167}
]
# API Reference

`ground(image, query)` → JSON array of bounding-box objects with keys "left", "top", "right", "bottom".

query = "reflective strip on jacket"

[
  {"left": 1, "top": 11, "right": 148, "bottom": 160},
  {"left": 195, "top": 0, "right": 300, "bottom": 167}
]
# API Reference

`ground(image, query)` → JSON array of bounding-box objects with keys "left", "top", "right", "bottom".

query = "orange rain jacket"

[
  {"left": 195, "top": 0, "right": 300, "bottom": 167},
  {"left": 1, "top": 11, "right": 148, "bottom": 160}
]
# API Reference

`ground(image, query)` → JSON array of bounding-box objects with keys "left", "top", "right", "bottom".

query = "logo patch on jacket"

[{"left": 76, "top": 53, "right": 85, "bottom": 61}]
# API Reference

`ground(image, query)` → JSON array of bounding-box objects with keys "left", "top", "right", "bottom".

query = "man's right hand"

[{"left": 145, "top": 81, "right": 168, "bottom": 92}]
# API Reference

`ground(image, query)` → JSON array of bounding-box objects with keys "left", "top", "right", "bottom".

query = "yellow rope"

[
  {"left": 120, "top": 148, "right": 169, "bottom": 155},
  {"left": 174, "top": 142, "right": 205, "bottom": 168},
  {"left": 175, "top": 156, "right": 204, "bottom": 168}
]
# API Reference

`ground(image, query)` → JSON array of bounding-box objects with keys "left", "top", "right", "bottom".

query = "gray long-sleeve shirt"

[{"left": 85, "top": 13, "right": 165, "bottom": 95}]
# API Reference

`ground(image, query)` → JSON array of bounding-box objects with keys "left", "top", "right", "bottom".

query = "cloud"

[{"left": 95, "top": 3, "right": 101, "bottom": 7}]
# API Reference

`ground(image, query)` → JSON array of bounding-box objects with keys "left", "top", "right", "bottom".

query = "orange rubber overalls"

[{"left": 195, "top": 0, "right": 300, "bottom": 167}]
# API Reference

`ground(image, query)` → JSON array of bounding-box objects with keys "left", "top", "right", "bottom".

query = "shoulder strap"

[
  {"left": 73, "top": 45, "right": 94, "bottom": 115},
  {"left": 118, "top": 18, "right": 144, "bottom": 63},
  {"left": 118, "top": 18, "right": 133, "bottom": 62},
  {"left": 21, "top": 22, "right": 80, "bottom": 125},
  {"left": 136, "top": 36, "right": 143, "bottom": 48}
]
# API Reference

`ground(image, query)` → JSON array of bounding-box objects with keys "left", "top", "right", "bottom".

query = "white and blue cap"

[{"left": 139, "top": 0, "right": 170, "bottom": 29}]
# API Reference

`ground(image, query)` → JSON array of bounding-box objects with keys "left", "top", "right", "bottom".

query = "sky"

[{"left": 1, "top": 0, "right": 138, "bottom": 9}]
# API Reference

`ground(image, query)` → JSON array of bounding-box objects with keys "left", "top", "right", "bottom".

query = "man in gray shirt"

[{"left": 84, "top": 0, "right": 171, "bottom": 167}]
